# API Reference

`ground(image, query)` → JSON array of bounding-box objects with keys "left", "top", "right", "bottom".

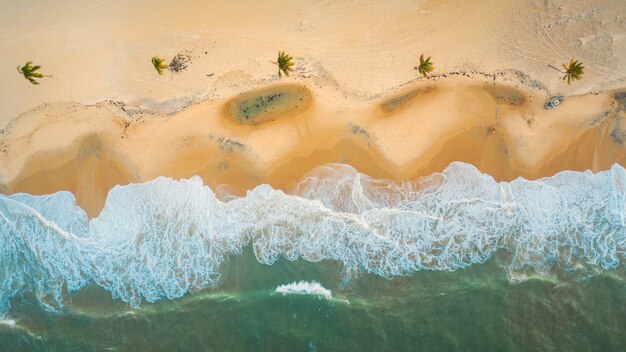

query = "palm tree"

[
  {"left": 271, "top": 51, "right": 294, "bottom": 78},
  {"left": 562, "top": 59, "right": 584, "bottom": 84},
  {"left": 549, "top": 59, "right": 585, "bottom": 84},
  {"left": 17, "top": 61, "right": 48, "bottom": 85},
  {"left": 151, "top": 56, "right": 168, "bottom": 75},
  {"left": 415, "top": 54, "right": 435, "bottom": 77}
]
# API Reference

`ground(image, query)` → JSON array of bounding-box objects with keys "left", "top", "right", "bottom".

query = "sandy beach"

[
  {"left": 0, "top": 74, "right": 625, "bottom": 216},
  {"left": 0, "top": 0, "right": 625, "bottom": 215}
]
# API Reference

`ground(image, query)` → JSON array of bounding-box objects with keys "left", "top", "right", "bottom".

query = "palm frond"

[
  {"left": 415, "top": 54, "right": 435, "bottom": 77},
  {"left": 151, "top": 56, "right": 169, "bottom": 75},
  {"left": 17, "top": 61, "right": 47, "bottom": 85},
  {"left": 562, "top": 59, "right": 584, "bottom": 84},
  {"left": 274, "top": 51, "right": 295, "bottom": 78}
]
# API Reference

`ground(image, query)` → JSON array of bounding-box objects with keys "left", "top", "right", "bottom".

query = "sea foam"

[
  {"left": 274, "top": 281, "right": 332, "bottom": 300},
  {"left": 0, "top": 162, "right": 624, "bottom": 316}
]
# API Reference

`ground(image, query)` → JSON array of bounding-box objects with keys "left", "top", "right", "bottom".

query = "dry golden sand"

[
  {"left": 1, "top": 75, "right": 625, "bottom": 217},
  {"left": 2, "top": 0, "right": 626, "bottom": 125}
]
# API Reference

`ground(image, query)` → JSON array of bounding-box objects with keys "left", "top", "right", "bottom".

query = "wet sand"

[{"left": 1, "top": 76, "right": 625, "bottom": 217}]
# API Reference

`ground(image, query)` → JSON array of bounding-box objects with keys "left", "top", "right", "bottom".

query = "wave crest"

[{"left": 274, "top": 281, "right": 332, "bottom": 300}]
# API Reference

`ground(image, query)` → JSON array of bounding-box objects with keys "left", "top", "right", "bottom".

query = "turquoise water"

[{"left": 1, "top": 162, "right": 625, "bottom": 351}]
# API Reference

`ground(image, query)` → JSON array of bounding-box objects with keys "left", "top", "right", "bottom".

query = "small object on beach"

[
  {"left": 548, "top": 59, "right": 584, "bottom": 84},
  {"left": 17, "top": 61, "right": 49, "bottom": 85},
  {"left": 271, "top": 51, "right": 295, "bottom": 78},
  {"left": 151, "top": 56, "right": 168, "bottom": 75},
  {"left": 487, "top": 125, "right": 496, "bottom": 134},
  {"left": 169, "top": 52, "right": 191, "bottom": 73},
  {"left": 544, "top": 96, "right": 564, "bottom": 109},
  {"left": 415, "top": 54, "right": 435, "bottom": 77},
  {"left": 562, "top": 59, "right": 584, "bottom": 84}
]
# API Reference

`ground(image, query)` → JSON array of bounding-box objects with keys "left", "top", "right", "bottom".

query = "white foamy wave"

[
  {"left": 0, "top": 162, "right": 624, "bottom": 316},
  {"left": 274, "top": 281, "right": 332, "bottom": 299},
  {"left": 0, "top": 318, "right": 16, "bottom": 327}
]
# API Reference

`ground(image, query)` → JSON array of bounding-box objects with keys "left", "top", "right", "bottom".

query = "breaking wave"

[
  {"left": 274, "top": 281, "right": 332, "bottom": 300},
  {"left": 0, "top": 162, "right": 625, "bottom": 316}
]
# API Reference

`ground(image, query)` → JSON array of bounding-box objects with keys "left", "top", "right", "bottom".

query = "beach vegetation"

[
  {"left": 169, "top": 53, "right": 190, "bottom": 73},
  {"left": 272, "top": 51, "right": 295, "bottom": 78},
  {"left": 151, "top": 56, "right": 169, "bottom": 75},
  {"left": 415, "top": 54, "right": 435, "bottom": 77},
  {"left": 17, "top": 61, "right": 48, "bottom": 85},
  {"left": 562, "top": 59, "right": 584, "bottom": 84}
]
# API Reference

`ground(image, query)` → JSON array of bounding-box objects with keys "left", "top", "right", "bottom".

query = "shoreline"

[
  {"left": 1, "top": 74, "right": 625, "bottom": 217},
  {"left": 3, "top": 1, "right": 626, "bottom": 349}
]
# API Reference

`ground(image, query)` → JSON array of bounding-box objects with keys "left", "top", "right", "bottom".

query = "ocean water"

[{"left": 0, "top": 162, "right": 625, "bottom": 351}]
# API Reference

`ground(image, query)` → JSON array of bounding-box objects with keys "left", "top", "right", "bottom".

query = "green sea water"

[{"left": 2, "top": 247, "right": 625, "bottom": 352}]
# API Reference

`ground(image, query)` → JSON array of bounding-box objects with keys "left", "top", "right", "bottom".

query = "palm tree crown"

[
  {"left": 151, "top": 56, "right": 168, "bottom": 75},
  {"left": 562, "top": 59, "right": 584, "bottom": 84},
  {"left": 272, "top": 51, "right": 294, "bottom": 78},
  {"left": 17, "top": 61, "right": 46, "bottom": 85},
  {"left": 415, "top": 54, "right": 435, "bottom": 77}
]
